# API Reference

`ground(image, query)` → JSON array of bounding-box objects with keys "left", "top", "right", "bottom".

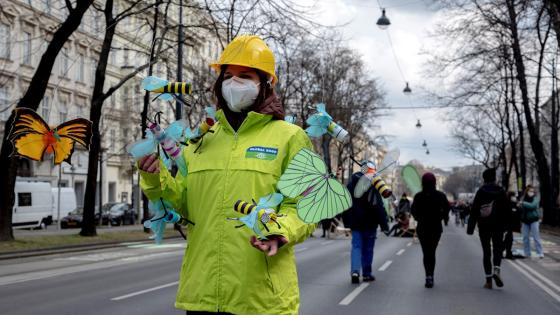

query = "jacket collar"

[{"left": 216, "top": 110, "right": 273, "bottom": 135}]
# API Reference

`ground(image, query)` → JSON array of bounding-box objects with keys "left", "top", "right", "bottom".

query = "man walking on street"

[
  {"left": 343, "top": 170, "right": 390, "bottom": 284},
  {"left": 467, "top": 168, "right": 509, "bottom": 289}
]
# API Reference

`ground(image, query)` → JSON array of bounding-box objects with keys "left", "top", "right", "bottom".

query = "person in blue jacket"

[{"left": 343, "top": 171, "right": 390, "bottom": 284}]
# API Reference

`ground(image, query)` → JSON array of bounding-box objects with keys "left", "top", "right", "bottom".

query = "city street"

[{"left": 1, "top": 223, "right": 559, "bottom": 315}]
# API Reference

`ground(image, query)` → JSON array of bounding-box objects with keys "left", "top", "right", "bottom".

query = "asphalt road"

[{"left": 1, "top": 223, "right": 560, "bottom": 315}]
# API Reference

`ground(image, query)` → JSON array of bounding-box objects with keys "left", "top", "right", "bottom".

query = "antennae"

[{"left": 350, "top": 156, "right": 363, "bottom": 166}]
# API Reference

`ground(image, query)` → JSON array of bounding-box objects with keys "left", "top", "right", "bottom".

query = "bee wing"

[
  {"left": 167, "top": 119, "right": 189, "bottom": 141},
  {"left": 127, "top": 138, "right": 157, "bottom": 160},
  {"left": 156, "top": 94, "right": 173, "bottom": 101},
  {"left": 239, "top": 211, "right": 259, "bottom": 229},
  {"left": 354, "top": 174, "right": 373, "bottom": 198},
  {"left": 306, "top": 114, "right": 330, "bottom": 127},
  {"left": 257, "top": 193, "right": 284, "bottom": 209},
  {"left": 379, "top": 148, "right": 400, "bottom": 171},
  {"left": 305, "top": 125, "right": 327, "bottom": 138},
  {"left": 142, "top": 76, "right": 168, "bottom": 91},
  {"left": 284, "top": 115, "right": 297, "bottom": 124},
  {"left": 205, "top": 106, "right": 216, "bottom": 119},
  {"left": 316, "top": 103, "right": 332, "bottom": 119}
]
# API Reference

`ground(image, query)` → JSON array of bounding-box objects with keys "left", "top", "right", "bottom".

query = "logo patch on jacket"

[{"left": 245, "top": 146, "right": 278, "bottom": 161}]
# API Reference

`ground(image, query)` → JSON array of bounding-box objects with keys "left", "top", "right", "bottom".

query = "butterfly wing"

[
  {"left": 50, "top": 118, "right": 93, "bottom": 164},
  {"left": 354, "top": 173, "right": 373, "bottom": 198},
  {"left": 401, "top": 164, "right": 422, "bottom": 196},
  {"left": 9, "top": 108, "right": 52, "bottom": 161},
  {"left": 277, "top": 148, "right": 326, "bottom": 198},
  {"left": 297, "top": 177, "right": 352, "bottom": 223},
  {"left": 257, "top": 193, "right": 284, "bottom": 209}
]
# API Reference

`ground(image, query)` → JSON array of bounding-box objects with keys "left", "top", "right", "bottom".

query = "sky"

[{"left": 308, "top": 0, "right": 474, "bottom": 170}]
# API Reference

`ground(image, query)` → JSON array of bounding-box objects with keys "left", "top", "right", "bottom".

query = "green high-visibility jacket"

[{"left": 139, "top": 110, "right": 316, "bottom": 314}]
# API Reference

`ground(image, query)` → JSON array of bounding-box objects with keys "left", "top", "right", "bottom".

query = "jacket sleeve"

[
  {"left": 264, "top": 128, "right": 316, "bottom": 244},
  {"left": 522, "top": 197, "right": 540, "bottom": 210},
  {"left": 467, "top": 190, "right": 481, "bottom": 235},
  {"left": 138, "top": 155, "right": 188, "bottom": 213},
  {"left": 441, "top": 193, "right": 451, "bottom": 225},
  {"left": 411, "top": 194, "right": 420, "bottom": 222}
]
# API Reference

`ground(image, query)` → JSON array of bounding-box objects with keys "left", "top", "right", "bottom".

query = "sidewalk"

[{"left": 14, "top": 224, "right": 145, "bottom": 237}]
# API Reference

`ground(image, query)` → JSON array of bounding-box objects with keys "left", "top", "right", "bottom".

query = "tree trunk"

[
  {"left": 545, "top": 0, "right": 560, "bottom": 48},
  {"left": 551, "top": 88, "right": 559, "bottom": 220},
  {"left": 81, "top": 0, "right": 116, "bottom": 236},
  {"left": 506, "top": 0, "right": 555, "bottom": 225},
  {"left": 0, "top": 1, "right": 93, "bottom": 241}
]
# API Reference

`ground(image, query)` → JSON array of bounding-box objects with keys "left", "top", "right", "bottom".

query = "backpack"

[{"left": 479, "top": 201, "right": 494, "bottom": 218}]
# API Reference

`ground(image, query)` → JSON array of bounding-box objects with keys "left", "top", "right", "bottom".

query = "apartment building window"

[
  {"left": 121, "top": 86, "right": 129, "bottom": 105},
  {"left": 59, "top": 100, "right": 67, "bottom": 123},
  {"left": 90, "top": 57, "right": 96, "bottom": 83},
  {"left": 110, "top": 49, "right": 116, "bottom": 66},
  {"left": 59, "top": 47, "right": 69, "bottom": 76},
  {"left": 110, "top": 129, "right": 116, "bottom": 152},
  {"left": 0, "top": 87, "right": 9, "bottom": 121},
  {"left": 22, "top": 31, "right": 32, "bottom": 65},
  {"left": 122, "top": 48, "right": 129, "bottom": 67},
  {"left": 77, "top": 53, "right": 85, "bottom": 82},
  {"left": 41, "top": 95, "right": 50, "bottom": 121},
  {"left": 0, "top": 24, "right": 10, "bottom": 59}
]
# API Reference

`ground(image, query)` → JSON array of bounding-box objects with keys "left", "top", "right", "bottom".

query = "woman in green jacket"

[{"left": 138, "top": 35, "right": 315, "bottom": 314}]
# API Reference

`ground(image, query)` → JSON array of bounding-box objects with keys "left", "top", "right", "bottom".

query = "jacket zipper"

[{"left": 217, "top": 119, "right": 247, "bottom": 311}]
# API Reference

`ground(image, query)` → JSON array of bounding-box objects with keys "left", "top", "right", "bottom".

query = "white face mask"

[
  {"left": 527, "top": 192, "right": 535, "bottom": 197},
  {"left": 510, "top": 197, "right": 517, "bottom": 202},
  {"left": 221, "top": 77, "right": 260, "bottom": 112}
]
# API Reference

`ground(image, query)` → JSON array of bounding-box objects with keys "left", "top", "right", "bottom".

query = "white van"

[
  {"left": 51, "top": 187, "right": 77, "bottom": 222},
  {"left": 13, "top": 181, "right": 53, "bottom": 229}
]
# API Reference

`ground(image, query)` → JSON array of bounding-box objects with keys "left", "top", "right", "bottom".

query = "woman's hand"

[
  {"left": 250, "top": 235, "right": 288, "bottom": 256},
  {"left": 138, "top": 154, "right": 160, "bottom": 174}
]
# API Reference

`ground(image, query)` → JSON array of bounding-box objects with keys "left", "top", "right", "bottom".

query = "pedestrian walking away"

[
  {"left": 343, "top": 170, "right": 390, "bottom": 284},
  {"left": 519, "top": 185, "right": 544, "bottom": 258},
  {"left": 138, "top": 35, "right": 315, "bottom": 314},
  {"left": 467, "top": 168, "right": 508, "bottom": 289},
  {"left": 411, "top": 172, "right": 450, "bottom": 288}
]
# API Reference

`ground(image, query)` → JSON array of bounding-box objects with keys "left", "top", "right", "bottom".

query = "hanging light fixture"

[
  {"left": 376, "top": 9, "right": 391, "bottom": 30},
  {"left": 403, "top": 82, "right": 412, "bottom": 94},
  {"left": 422, "top": 140, "right": 427, "bottom": 147},
  {"left": 426, "top": 149, "right": 430, "bottom": 155},
  {"left": 415, "top": 119, "right": 422, "bottom": 128}
]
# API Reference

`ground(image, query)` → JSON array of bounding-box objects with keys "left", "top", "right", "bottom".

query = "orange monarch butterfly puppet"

[{"left": 8, "top": 108, "right": 93, "bottom": 165}]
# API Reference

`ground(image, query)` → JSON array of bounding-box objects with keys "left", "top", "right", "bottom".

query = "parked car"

[
  {"left": 109, "top": 203, "right": 136, "bottom": 226},
  {"left": 61, "top": 203, "right": 120, "bottom": 228},
  {"left": 60, "top": 207, "right": 84, "bottom": 229}
]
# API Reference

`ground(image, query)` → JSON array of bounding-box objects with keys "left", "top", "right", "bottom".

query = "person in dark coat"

[
  {"left": 411, "top": 172, "right": 450, "bottom": 288},
  {"left": 343, "top": 172, "right": 390, "bottom": 284},
  {"left": 467, "top": 168, "right": 508, "bottom": 289},
  {"left": 503, "top": 191, "right": 520, "bottom": 259}
]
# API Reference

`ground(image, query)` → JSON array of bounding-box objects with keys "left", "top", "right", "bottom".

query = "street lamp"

[
  {"left": 422, "top": 140, "right": 427, "bottom": 147},
  {"left": 376, "top": 8, "right": 391, "bottom": 30},
  {"left": 403, "top": 82, "right": 412, "bottom": 94},
  {"left": 426, "top": 149, "right": 430, "bottom": 155},
  {"left": 415, "top": 119, "right": 422, "bottom": 128}
]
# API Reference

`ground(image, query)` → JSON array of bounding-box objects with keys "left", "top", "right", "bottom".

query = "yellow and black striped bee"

[{"left": 228, "top": 193, "right": 285, "bottom": 239}]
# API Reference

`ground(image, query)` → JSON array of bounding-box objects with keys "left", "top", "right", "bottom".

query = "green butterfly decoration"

[
  {"left": 277, "top": 148, "right": 352, "bottom": 223},
  {"left": 401, "top": 164, "right": 422, "bottom": 196}
]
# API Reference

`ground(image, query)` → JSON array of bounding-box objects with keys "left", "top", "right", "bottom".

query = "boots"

[
  {"left": 493, "top": 266, "right": 504, "bottom": 287},
  {"left": 425, "top": 276, "right": 434, "bottom": 288},
  {"left": 484, "top": 277, "right": 493, "bottom": 289}
]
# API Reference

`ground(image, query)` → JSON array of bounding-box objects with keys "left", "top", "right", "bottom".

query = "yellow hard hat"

[{"left": 210, "top": 35, "right": 277, "bottom": 84}]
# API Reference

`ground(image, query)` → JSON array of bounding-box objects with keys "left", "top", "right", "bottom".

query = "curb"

[{"left": 0, "top": 236, "right": 182, "bottom": 261}]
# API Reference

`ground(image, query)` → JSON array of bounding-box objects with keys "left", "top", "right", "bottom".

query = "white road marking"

[
  {"left": 321, "top": 240, "right": 335, "bottom": 245},
  {"left": 407, "top": 242, "right": 412, "bottom": 247},
  {"left": 295, "top": 247, "right": 308, "bottom": 253},
  {"left": 339, "top": 283, "right": 369, "bottom": 306},
  {"left": 0, "top": 250, "right": 183, "bottom": 286},
  {"left": 111, "top": 281, "right": 179, "bottom": 301},
  {"left": 378, "top": 260, "right": 392, "bottom": 271},
  {"left": 396, "top": 249, "right": 405, "bottom": 256},
  {"left": 515, "top": 260, "right": 560, "bottom": 292},
  {"left": 508, "top": 261, "right": 560, "bottom": 303}
]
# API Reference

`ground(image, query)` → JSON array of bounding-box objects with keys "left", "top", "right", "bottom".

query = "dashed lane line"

[
  {"left": 295, "top": 247, "right": 308, "bottom": 253},
  {"left": 321, "top": 240, "right": 335, "bottom": 245},
  {"left": 407, "top": 242, "right": 412, "bottom": 247},
  {"left": 339, "top": 283, "right": 370, "bottom": 306},
  {"left": 396, "top": 249, "right": 405, "bottom": 256},
  {"left": 378, "top": 260, "right": 392, "bottom": 271},
  {"left": 111, "top": 281, "right": 179, "bottom": 301}
]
